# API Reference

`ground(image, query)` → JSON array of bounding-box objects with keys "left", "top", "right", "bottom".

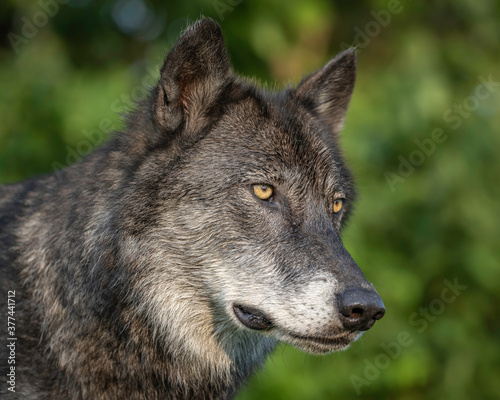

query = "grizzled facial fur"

[
  {"left": 122, "top": 18, "right": 384, "bottom": 364},
  {"left": 0, "top": 18, "right": 384, "bottom": 400}
]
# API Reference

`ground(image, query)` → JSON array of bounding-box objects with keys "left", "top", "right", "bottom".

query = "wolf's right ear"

[
  {"left": 294, "top": 49, "right": 356, "bottom": 134},
  {"left": 153, "top": 18, "right": 231, "bottom": 132}
]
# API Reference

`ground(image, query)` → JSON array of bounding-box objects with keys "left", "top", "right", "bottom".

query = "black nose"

[{"left": 338, "top": 288, "right": 385, "bottom": 331}]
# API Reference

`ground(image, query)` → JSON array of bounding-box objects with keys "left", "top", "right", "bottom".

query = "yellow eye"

[
  {"left": 253, "top": 184, "right": 274, "bottom": 201},
  {"left": 333, "top": 199, "right": 343, "bottom": 214}
]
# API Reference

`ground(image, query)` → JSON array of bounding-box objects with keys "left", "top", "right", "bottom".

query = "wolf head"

[{"left": 120, "top": 19, "right": 384, "bottom": 372}]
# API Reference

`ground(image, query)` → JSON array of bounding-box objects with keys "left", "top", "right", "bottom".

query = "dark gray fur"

[{"left": 0, "top": 19, "right": 382, "bottom": 399}]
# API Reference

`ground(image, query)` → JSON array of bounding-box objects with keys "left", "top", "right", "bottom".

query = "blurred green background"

[{"left": 1, "top": 0, "right": 499, "bottom": 399}]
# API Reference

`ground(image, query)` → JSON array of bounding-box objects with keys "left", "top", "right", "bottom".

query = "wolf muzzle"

[{"left": 233, "top": 287, "right": 385, "bottom": 333}]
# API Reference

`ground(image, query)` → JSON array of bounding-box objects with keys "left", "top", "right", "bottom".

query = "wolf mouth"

[
  {"left": 233, "top": 304, "right": 359, "bottom": 352},
  {"left": 289, "top": 332, "right": 354, "bottom": 346},
  {"left": 285, "top": 331, "right": 359, "bottom": 354}
]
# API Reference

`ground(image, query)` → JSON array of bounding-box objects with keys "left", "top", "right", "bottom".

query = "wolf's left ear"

[
  {"left": 153, "top": 18, "right": 231, "bottom": 131},
  {"left": 295, "top": 49, "right": 356, "bottom": 134}
]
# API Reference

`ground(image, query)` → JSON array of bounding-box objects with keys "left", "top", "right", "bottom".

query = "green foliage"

[{"left": 1, "top": 0, "right": 499, "bottom": 398}]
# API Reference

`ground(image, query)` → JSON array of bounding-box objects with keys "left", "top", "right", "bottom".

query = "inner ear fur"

[
  {"left": 295, "top": 48, "right": 357, "bottom": 134},
  {"left": 153, "top": 18, "right": 232, "bottom": 132}
]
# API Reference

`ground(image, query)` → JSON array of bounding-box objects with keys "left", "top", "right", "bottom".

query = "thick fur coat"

[{"left": 0, "top": 19, "right": 384, "bottom": 399}]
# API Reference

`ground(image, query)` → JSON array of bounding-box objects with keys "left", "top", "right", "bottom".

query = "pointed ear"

[
  {"left": 295, "top": 48, "right": 357, "bottom": 134},
  {"left": 153, "top": 18, "right": 231, "bottom": 131}
]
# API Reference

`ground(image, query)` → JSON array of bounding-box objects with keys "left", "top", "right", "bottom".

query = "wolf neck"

[{"left": 121, "top": 237, "right": 278, "bottom": 395}]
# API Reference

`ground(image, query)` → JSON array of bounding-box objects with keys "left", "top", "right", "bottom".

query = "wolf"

[{"left": 0, "top": 18, "right": 385, "bottom": 399}]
